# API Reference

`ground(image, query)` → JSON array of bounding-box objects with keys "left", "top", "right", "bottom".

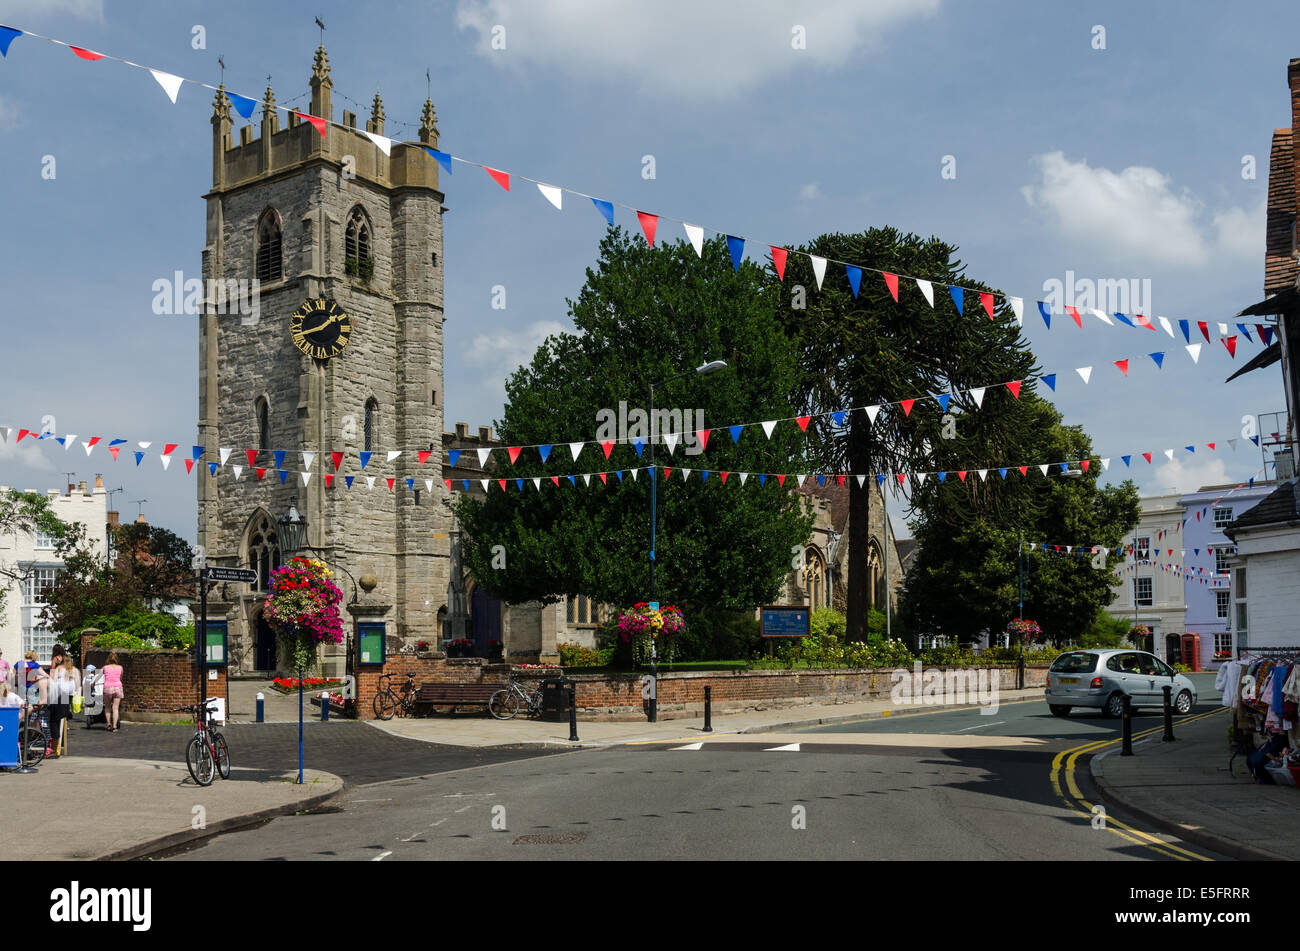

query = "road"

[{"left": 162, "top": 680, "right": 1226, "bottom": 861}]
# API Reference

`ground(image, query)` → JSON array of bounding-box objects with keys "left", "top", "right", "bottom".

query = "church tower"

[{"left": 197, "top": 48, "right": 451, "bottom": 674}]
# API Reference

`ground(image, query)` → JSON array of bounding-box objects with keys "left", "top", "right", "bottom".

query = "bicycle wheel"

[
  {"left": 488, "top": 689, "right": 519, "bottom": 720},
  {"left": 213, "top": 733, "right": 231, "bottom": 779},
  {"left": 20, "top": 728, "right": 47, "bottom": 766},
  {"left": 186, "top": 734, "right": 215, "bottom": 786},
  {"left": 373, "top": 691, "right": 396, "bottom": 721}
]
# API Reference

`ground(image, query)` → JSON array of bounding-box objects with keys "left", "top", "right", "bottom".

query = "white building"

[
  {"left": 1223, "top": 478, "right": 1300, "bottom": 652},
  {"left": 1105, "top": 492, "right": 1186, "bottom": 660},
  {"left": 0, "top": 478, "right": 108, "bottom": 663}
]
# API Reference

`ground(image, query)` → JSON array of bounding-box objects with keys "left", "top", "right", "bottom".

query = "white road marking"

[
  {"left": 350, "top": 798, "right": 393, "bottom": 803},
  {"left": 455, "top": 805, "right": 473, "bottom": 814},
  {"left": 670, "top": 742, "right": 704, "bottom": 750},
  {"left": 430, "top": 818, "right": 449, "bottom": 827},
  {"left": 954, "top": 721, "right": 1006, "bottom": 733},
  {"left": 372, "top": 851, "right": 392, "bottom": 861},
  {"left": 763, "top": 743, "right": 801, "bottom": 752},
  {"left": 397, "top": 832, "right": 422, "bottom": 842}
]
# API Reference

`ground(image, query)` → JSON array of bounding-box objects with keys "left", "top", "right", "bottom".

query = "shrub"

[
  {"left": 557, "top": 642, "right": 614, "bottom": 668},
  {"left": 93, "top": 631, "right": 149, "bottom": 650},
  {"left": 810, "top": 607, "right": 847, "bottom": 642}
]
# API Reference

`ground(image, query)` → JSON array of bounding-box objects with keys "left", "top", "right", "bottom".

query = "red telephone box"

[{"left": 1180, "top": 633, "right": 1202, "bottom": 672}]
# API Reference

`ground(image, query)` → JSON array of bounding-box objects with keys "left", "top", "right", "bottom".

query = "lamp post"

[{"left": 647, "top": 359, "right": 727, "bottom": 723}]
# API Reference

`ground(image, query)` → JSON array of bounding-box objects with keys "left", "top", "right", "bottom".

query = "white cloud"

[
  {"left": 1021, "top": 152, "right": 1261, "bottom": 269},
  {"left": 0, "top": 0, "right": 103, "bottom": 20},
  {"left": 455, "top": 0, "right": 942, "bottom": 99},
  {"left": 464, "top": 319, "right": 568, "bottom": 375},
  {"left": 1149, "top": 456, "right": 1230, "bottom": 495},
  {"left": 799, "top": 182, "right": 821, "bottom": 200},
  {"left": 0, "top": 438, "right": 57, "bottom": 476}
]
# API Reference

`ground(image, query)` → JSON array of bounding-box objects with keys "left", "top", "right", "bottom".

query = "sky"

[{"left": 0, "top": 0, "right": 1297, "bottom": 545}]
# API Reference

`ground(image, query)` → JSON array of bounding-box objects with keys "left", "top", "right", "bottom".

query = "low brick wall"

[
  {"left": 356, "top": 653, "right": 512, "bottom": 720},
  {"left": 82, "top": 647, "right": 228, "bottom": 723}
]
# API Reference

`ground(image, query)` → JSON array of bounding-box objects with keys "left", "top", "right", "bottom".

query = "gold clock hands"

[{"left": 299, "top": 313, "right": 339, "bottom": 337}]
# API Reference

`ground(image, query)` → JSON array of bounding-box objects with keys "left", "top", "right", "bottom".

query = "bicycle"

[
  {"left": 372, "top": 671, "right": 417, "bottom": 720},
  {"left": 175, "top": 700, "right": 230, "bottom": 787},
  {"left": 488, "top": 679, "right": 544, "bottom": 720},
  {"left": 18, "top": 708, "right": 49, "bottom": 767}
]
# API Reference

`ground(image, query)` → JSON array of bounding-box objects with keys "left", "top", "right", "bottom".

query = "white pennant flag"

[
  {"left": 366, "top": 476, "right": 376, "bottom": 490},
  {"left": 0, "top": 427, "right": 9, "bottom": 443},
  {"left": 532, "top": 477, "right": 541, "bottom": 490},
  {"left": 797, "top": 474, "right": 807, "bottom": 487},
  {"left": 582, "top": 473, "right": 591, "bottom": 487},
  {"left": 1065, "top": 545, "right": 1073, "bottom": 554},
  {"left": 62, "top": 434, "right": 76, "bottom": 451},
  {"left": 232, "top": 465, "right": 243, "bottom": 480},
  {"left": 916, "top": 279, "right": 934, "bottom": 308},
  {"left": 302, "top": 451, "right": 315, "bottom": 471},
  {"left": 425, "top": 479, "right": 433, "bottom": 492},
  {"left": 536, "top": 183, "right": 563, "bottom": 210},
  {"left": 160, "top": 455, "right": 171, "bottom": 470},
  {"left": 477, "top": 448, "right": 491, "bottom": 467},
  {"left": 977, "top": 469, "right": 988, "bottom": 481},
  {"left": 219, "top": 448, "right": 233, "bottom": 466},
  {"left": 1076, "top": 366, "right": 1093, "bottom": 384},
  {"left": 663, "top": 433, "right": 679, "bottom": 455},
  {"left": 760, "top": 420, "right": 777, "bottom": 439},
  {"left": 969, "top": 387, "right": 986, "bottom": 408},
  {"left": 738, "top": 472, "right": 749, "bottom": 485},
  {"left": 363, "top": 130, "right": 392, "bottom": 155},
  {"left": 83, "top": 441, "right": 96, "bottom": 456},
  {"left": 683, "top": 223, "right": 704, "bottom": 257},
  {"left": 856, "top": 474, "right": 866, "bottom": 487},
  {"left": 150, "top": 69, "right": 185, "bottom": 104},
  {"left": 1008, "top": 297, "right": 1023, "bottom": 326},
  {"left": 916, "top": 472, "right": 927, "bottom": 486},
  {"left": 1157, "top": 316, "right": 1175, "bottom": 338},
  {"left": 1227, "top": 438, "right": 1237, "bottom": 451},
  {"left": 387, "top": 450, "right": 402, "bottom": 463},
  {"left": 1028, "top": 543, "right": 1036, "bottom": 551},
  {"left": 138, "top": 441, "right": 152, "bottom": 450},
  {"left": 1218, "top": 322, "right": 1230, "bottom": 336},
  {"left": 1090, "top": 308, "right": 1113, "bottom": 326},
  {"left": 302, "top": 471, "right": 312, "bottom": 486},
  {"left": 1185, "top": 343, "right": 1202, "bottom": 364},
  {"left": 681, "top": 468, "right": 691, "bottom": 480},
  {"left": 480, "top": 479, "right": 491, "bottom": 492},
  {"left": 1039, "top": 464, "right": 1049, "bottom": 477},
  {"left": 1101, "top": 458, "right": 1110, "bottom": 471},
  {"left": 810, "top": 255, "right": 827, "bottom": 290},
  {"left": 865, "top": 405, "right": 881, "bottom": 424},
  {"left": 1164, "top": 449, "right": 1175, "bottom": 461},
  {"left": 630, "top": 468, "right": 640, "bottom": 481},
  {"left": 569, "top": 441, "right": 584, "bottom": 461}
]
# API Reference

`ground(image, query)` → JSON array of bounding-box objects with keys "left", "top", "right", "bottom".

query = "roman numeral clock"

[{"left": 289, "top": 298, "right": 353, "bottom": 361}]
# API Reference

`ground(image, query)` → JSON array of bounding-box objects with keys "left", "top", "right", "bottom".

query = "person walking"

[
  {"left": 22, "top": 651, "right": 49, "bottom": 707},
  {"left": 101, "top": 653, "right": 124, "bottom": 733},
  {"left": 48, "top": 656, "right": 80, "bottom": 756}
]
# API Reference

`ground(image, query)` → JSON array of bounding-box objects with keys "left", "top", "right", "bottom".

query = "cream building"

[{"left": 1105, "top": 492, "right": 1187, "bottom": 660}]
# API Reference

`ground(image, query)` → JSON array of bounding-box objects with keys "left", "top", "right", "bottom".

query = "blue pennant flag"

[
  {"left": 1185, "top": 445, "right": 1195, "bottom": 454},
  {"left": 949, "top": 286, "right": 964, "bottom": 313},
  {"left": 1238, "top": 323, "right": 1253, "bottom": 342},
  {"left": 0, "top": 26, "right": 21, "bottom": 56},
  {"left": 345, "top": 475, "right": 354, "bottom": 490},
  {"left": 278, "top": 470, "right": 288, "bottom": 484},
  {"left": 425, "top": 147, "right": 453, "bottom": 175},
  {"left": 831, "top": 411, "right": 846, "bottom": 427},
  {"left": 937, "top": 471, "right": 947, "bottom": 483},
  {"left": 1179, "top": 319, "right": 1190, "bottom": 342},
  {"left": 727, "top": 235, "right": 745, "bottom": 271},
  {"left": 1194, "top": 549, "right": 1200, "bottom": 556},
  {"left": 1149, "top": 352, "right": 1165, "bottom": 369},
  {"left": 54, "top": 437, "right": 67, "bottom": 447},
  {"left": 1249, "top": 477, "right": 1255, "bottom": 487},
  {"left": 274, "top": 450, "right": 286, "bottom": 469},
  {"left": 208, "top": 462, "right": 218, "bottom": 476},
  {"left": 448, "top": 449, "right": 460, "bottom": 468},
  {"left": 406, "top": 478, "right": 415, "bottom": 490},
  {"left": 359, "top": 451, "right": 372, "bottom": 469},
  {"left": 1250, "top": 435, "right": 1260, "bottom": 446},
  {"left": 109, "top": 438, "right": 127, "bottom": 447},
  {"left": 37, "top": 431, "right": 50, "bottom": 439},
  {"left": 1038, "top": 301, "right": 1051, "bottom": 328},
  {"left": 816, "top": 475, "right": 825, "bottom": 487},
  {"left": 758, "top": 474, "right": 767, "bottom": 486},
  {"left": 615, "top": 470, "right": 624, "bottom": 483},
  {"left": 876, "top": 474, "right": 886, "bottom": 486},
  {"left": 729, "top": 425, "right": 744, "bottom": 444},
  {"left": 567, "top": 475, "right": 575, "bottom": 486},
  {"left": 1114, "top": 312, "right": 1135, "bottom": 328},
  {"left": 1041, "top": 374, "right": 1056, "bottom": 391},
  {"left": 1261, "top": 326, "right": 1275, "bottom": 346},
  {"left": 999, "top": 468, "right": 1008, "bottom": 479},
  {"left": 516, "top": 479, "right": 523, "bottom": 491},
  {"left": 538, "top": 444, "right": 552, "bottom": 463},
  {"left": 845, "top": 265, "right": 862, "bottom": 298},
  {"left": 229, "top": 92, "right": 257, "bottom": 120},
  {"left": 701, "top": 470, "right": 710, "bottom": 483},
  {"left": 633, "top": 440, "right": 645, "bottom": 458},
  {"left": 133, "top": 452, "right": 144, "bottom": 466},
  {"left": 591, "top": 198, "right": 614, "bottom": 226},
  {"left": 462, "top": 480, "right": 470, "bottom": 492},
  {"left": 1122, "top": 455, "right": 1131, "bottom": 467},
  {"left": 192, "top": 446, "right": 205, "bottom": 460},
  {"left": 1059, "top": 462, "right": 1069, "bottom": 472},
  {"left": 935, "top": 393, "right": 951, "bottom": 412}
]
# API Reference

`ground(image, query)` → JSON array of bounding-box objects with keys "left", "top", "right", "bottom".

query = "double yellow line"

[{"left": 1051, "top": 708, "right": 1225, "bottom": 861}]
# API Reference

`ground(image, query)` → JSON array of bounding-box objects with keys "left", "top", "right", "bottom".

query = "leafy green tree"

[
  {"left": 455, "top": 229, "right": 813, "bottom": 657},
  {"left": 0, "top": 489, "right": 84, "bottom": 620}
]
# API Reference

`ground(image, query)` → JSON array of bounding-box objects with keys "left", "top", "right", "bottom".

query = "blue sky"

[{"left": 0, "top": 0, "right": 1296, "bottom": 543}]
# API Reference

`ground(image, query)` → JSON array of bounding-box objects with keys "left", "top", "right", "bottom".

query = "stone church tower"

[{"left": 197, "top": 47, "right": 452, "bottom": 674}]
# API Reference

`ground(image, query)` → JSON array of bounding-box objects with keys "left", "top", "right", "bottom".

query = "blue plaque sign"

[{"left": 760, "top": 605, "right": 811, "bottom": 638}]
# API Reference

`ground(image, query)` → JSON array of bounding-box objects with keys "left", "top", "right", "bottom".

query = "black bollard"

[
  {"left": 320, "top": 691, "right": 329, "bottom": 721},
  {"left": 256, "top": 691, "right": 264, "bottom": 723},
  {"left": 1120, "top": 694, "right": 1134, "bottom": 756},
  {"left": 1161, "top": 684, "right": 1175, "bottom": 742},
  {"left": 568, "top": 686, "right": 579, "bottom": 743},
  {"left": 703, "top": 685, "right": 713, "bottom": 732}
]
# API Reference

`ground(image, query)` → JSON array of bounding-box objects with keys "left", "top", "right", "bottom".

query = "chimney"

[
  {"left": 107, "top": 511, "right": 119, "bottom": 528},
  {"left": 67, "top": 483, "right": 75, "bottom": 496},
  {"left": 135, "top": 513, "right": 147, "bottom": 525},
  {"left": 94, "top": 475, "right": 104, "bottom": 491},
  {"left": 78, "top": 480, "right": 88, "bottom": 497},
  {"left": 1290, "top": 58, "right": 1300, "bottom": 129}
]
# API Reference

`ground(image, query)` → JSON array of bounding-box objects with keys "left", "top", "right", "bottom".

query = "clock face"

[{"left": 289, "top": 298, "right": 352, "bottom": 360}]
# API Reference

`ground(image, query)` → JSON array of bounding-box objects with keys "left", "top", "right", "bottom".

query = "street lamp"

[
  {"left": 646, "top": 358, "right": 728, "bottom": 723},
  {"left": 278, "top": 504, "right": 308, "bottom": 554}
]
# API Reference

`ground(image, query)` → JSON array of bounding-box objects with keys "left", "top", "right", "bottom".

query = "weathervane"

[
  {"left": 218, "top": 55, "right": 225, "bottom": 84},
  {"left": 315, "top": 16, "right": 326, "bottom": 45}
]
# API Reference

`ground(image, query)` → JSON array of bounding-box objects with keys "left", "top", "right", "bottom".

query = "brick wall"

[
  {"left": 82, "top": 647, "right": 228, "bottom": 722},
  {"left": 355, "top": 652, "right": 511, "bottom": 719}
]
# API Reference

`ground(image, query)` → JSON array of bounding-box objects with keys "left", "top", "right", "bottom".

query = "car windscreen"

[{"left": 1050, "top": 652, "right": 1098, "bottom": 673}]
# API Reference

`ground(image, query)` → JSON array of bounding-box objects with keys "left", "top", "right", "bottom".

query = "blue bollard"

[
  {"left": 320, "top": 692, "right": 329, "bottom": 721},
  {"left": 256, "top": 692, "right": 264, "bottom": 723}
]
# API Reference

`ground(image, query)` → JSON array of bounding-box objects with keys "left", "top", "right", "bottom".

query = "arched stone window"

[
  {"left": 364, "top": 398, "right": 379, "bottom": 452},
  {"left": 255, "top": 208, "right": 283, "bottom": 283},
  {"left": 245, "top": 511, "right": 282, "bottom": 593},
  {"left": 804, "top": 548, "right": 826, "bottom": 608},
  {"left": 255, "top": 397, "right": 270, "bottom": 452},
  {"left": 867, "top": 541, "right": 884, "bottom": 609},
  {"left": 345, "top": 206, "right": 372, "bottom": 280}
]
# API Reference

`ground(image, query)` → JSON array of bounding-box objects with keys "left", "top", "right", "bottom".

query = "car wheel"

[
  {"left": 1174, "top": 689, "right": 1193, "bottom": 715},
  {"left": 1049, "top": 705, "right": 1071, "bottom": 718},
  {"left": 1101, "top": 692, "right": 1126, "bottom": 719}
]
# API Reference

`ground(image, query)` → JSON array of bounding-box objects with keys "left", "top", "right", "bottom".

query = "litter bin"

[{"left": 539, "top": 678, "right": 574, "bottom": 721}]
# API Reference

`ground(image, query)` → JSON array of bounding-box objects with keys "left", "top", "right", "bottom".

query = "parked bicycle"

[
  {"left": 488, "top": 679, "right": 544, "bottom": 720},
  {"left": 373, "top": 671, "right": 417, "bottom": 720},
  {"left": 175, "top": 700, "right": 230, "bottom": 787},
  {"left": 19, "top": 709, "right": 49, "bottom": 766}
]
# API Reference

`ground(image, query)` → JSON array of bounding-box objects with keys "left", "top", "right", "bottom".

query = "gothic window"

[
  {"left": 256, "top": 397, "right": 270, "bottom": 452},
  {"left": 567, "top": 596, "right": 597, "bottom": 625},
  {"left": 255, "top": 209, "right": 283, "bottom": 283},
  {"left": 804, "top": 549, "right": 826, "bottom": 608},
  {"left": 345, "top": 206, "right": 372, "bottom": 279},
  {"left": 245, "top": 512, "right": 282, "bottom": 593},
  {"left": 867, "top": 541, "right": 884, "bottom": 609},
  {"left": 364, "top": 398, "right": 378, "bottom": 452}
]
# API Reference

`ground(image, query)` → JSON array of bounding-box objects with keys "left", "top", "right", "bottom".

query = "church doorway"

[
  {"left": 255, "top": 611, "right": 278, "bottom": 673},
  {"left": 470, "top": 588, "right": 502, "bottom": 657}
]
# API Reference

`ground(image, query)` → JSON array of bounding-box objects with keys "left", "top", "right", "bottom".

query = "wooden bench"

[{"left": 414, "top": 682, "right": 501, "bottom": 715}]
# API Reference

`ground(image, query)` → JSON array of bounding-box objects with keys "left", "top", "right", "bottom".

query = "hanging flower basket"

[
  {"left": 617, "top": 603, "right": 685, "bottom": 666},
  {"left": 263, "top": 556, "right": 344, "bottom": 674},
  {"left": 1005, "top": 618, "right": 1043, "bottom": 645},
  {"left": 1126, "top": 624, "right": 1151, "bottom": 647}
]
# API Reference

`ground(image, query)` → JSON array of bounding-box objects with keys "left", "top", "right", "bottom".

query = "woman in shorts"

[{"left": 101, "top": 652, "right": 124, "bottom": 733}]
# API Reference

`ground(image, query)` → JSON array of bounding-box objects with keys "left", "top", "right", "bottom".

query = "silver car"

[{"left": 1045, "top": 649, "right": 1197, "bottom": 719}]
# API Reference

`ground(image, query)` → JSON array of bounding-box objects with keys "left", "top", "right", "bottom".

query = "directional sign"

[{"left": 202, "top": 566, "right": 259, "bottom": 584}]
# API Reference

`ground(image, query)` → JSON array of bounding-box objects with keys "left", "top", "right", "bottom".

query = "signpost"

[{"left": 195, "top": 565, "right": 257, "bottom": 747}]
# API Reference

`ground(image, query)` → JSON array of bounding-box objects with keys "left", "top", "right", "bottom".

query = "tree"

[
  {"left": 0, "top": 489, "right": 85, "bottom": 620},
  {"left": 773, "top": 227, "right": 1037, "bottom": 641},
  {"left": 454, "top": 229, "right": 813, "bottom": 656}
]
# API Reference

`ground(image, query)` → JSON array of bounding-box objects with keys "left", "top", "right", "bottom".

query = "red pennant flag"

[
  {"left": 981, "top": 292, "right": 995, "bottom": 320},
  {"left": 896, "top": 473, "right": 907, "bottom": 487},
  {"left": 770, "top": 246, "right": 788, "bottom": 281},
  {"left": 70, "top": 46, "right": 103, "bottom": 61},
  {"left": 1196, "top": 510, "right": 1201, "bottom": 521},
  {"left": 1142, "top": 452, "right": 1152, "bottom": 464},
  {"left": 484, "top": 166, "right": 510, "bottom": 190},
  {"left": 507, "top": 447, "right": 522, "bottom": 464},
  {"left": 1207, "top": 443, "right": 1215, "bottom": 451},
  {"left": 444, "top": 479, "right": 452, "bottom": 491},
  {"left": 1081, "top": 459, "right": 1090, "bottom": 472},
  {"left": 256, "top": 467, "right": 266, "bottom": 480},
  {"left": 599, "top": 472, "right": 607, "bottom": 485},
  {"left": 958, "top": 470, "right": 968, "bottom": 482},
  {"left": 720, "top": 471, "right": 730, "bottom": 484},
  {"left": 899, "top": 399, "right": 915, "bottom": 417},
  {"left": 109, "top": 447, "right": 120, "bottom": 461},
  {"left": 637, "top": 211, "right": 659, "bottom": 247},
  {"left": 1222, "top": 335, "right": 1237, "bottom": 358},
  {"left": 1135, "top": 314, "right": 1156, "bottom": 332},
  {"left": 1198, "top": 321, "right": 1210, "bottom": 343},
  {"left": 184, "top": 459, "right": 195, "bottom": 474},
  {"left": 162, "top": 443, "right": 178, "bottom": 456},
  {"left": 331, "top": 451, "right": 343, "bottom": 471},
  {"left": 325, "top": 474, "right": 334, "bottom": 488},
  {"left": 1018, "top": 466, "right": 1028, "bottom": 477},
  {"left": 246, "top": 449, "right": 258, "bottom": 467},
  {"left": 836, "top": 475, "right": 846, "bottom": 487},
  {"left": 777, "top": 474, "right": 786, "bottom": 487},
  {"left": 1065, "top": 305, "right": 1082, "bottom": 327},
  {"left": 883, "top": 272, "right": 899, "bottom": 302},
  {"left": 386, "top": 478, "right": 395, "bottom": 491},
  {"left": 418, "top": 450, "right": 431, "bottom": 466},
  {"left": 664, "top": 467, "right": 672, "bottom": 480},
  {"left": 16, "top": 429, "right": 29, "bottom": 442},
  {"left": 86, "top": 437, "right": 101, "bottom": 449},
  {"left": 498, "top": 479, "right": 507, "bottom": 491},
  {"left": 550, "top": 476, "right": 560, "bottom": 486},
  {"left": 296, "top": 112, "right": 328, "bottom": 138},
  {"left": 601, "top": 440, "right": 615, "bottom": 459},
  {"left": 1006, "top": 381, "right": 1022, "bottom": 399},
  {"left": 795, "top": 416, "right": 811, "bottom": 432},
  {"left": 1114, "top": 359, "right": 1129, "bottom": 376},
  {"left": 697, "top": 429, "right": 710, "bottom": 451}
]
